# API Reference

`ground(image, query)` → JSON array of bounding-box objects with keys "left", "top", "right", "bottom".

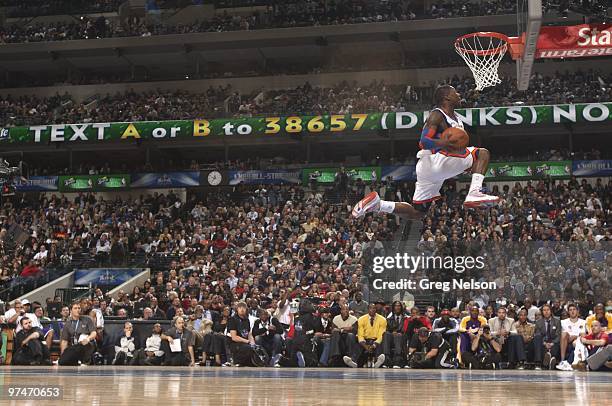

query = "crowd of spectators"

[
  {"left": 0, "top": 87, "right": 234, "bottom": 127},
  {"left": 448, "top": 70, "right": 612, "bottom": 107},
  {"left": 0, "top": 167, "right": 609, "bottom": 369},
  {"left": 1, "top": 0, "right": 521, "bottom": 39},
  {"left": 428, "top": 0, "right": 515, "bottom": 18},
  {"left": 1, "top": 69, "right": 610, "bottom": 128},
  {"left": 414, "top": 177, "right": 610, "bottom": 304},
  {"left": 2, "top": 0, "right": 123, "bottom": 18}
]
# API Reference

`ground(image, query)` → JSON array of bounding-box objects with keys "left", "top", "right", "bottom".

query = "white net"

[{"left": 455, "top": 33, "right": 508, "bottom": 91}]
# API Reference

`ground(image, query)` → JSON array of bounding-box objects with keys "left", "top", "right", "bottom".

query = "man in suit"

[
  {"left": 534, "top": 303, "right": 562, "bottom": 369},
  {"left": 252, "top": 308, "right": 283, "bottom": 366},
  {"left": 343, "top": 303, "right": 386, "bottom": 368},
  {"left": 383, "top": 301, "right": 409, "bottom": 368}
]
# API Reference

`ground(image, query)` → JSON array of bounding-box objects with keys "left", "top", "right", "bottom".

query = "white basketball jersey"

[{"left": 434, "top": 108, "right": 464, "bottom": 130}]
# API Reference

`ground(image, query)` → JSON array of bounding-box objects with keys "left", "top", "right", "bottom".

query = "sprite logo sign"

[
  {"left": 59, "top": 174, "right": 130, "bottom": 191},
  {"left": 486, "top": 161, "right": 571, "bottom": 179}
]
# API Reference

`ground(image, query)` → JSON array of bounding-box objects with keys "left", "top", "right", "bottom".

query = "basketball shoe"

[{"left": 352, "top": 191, "right": 381, "bottom": 218}]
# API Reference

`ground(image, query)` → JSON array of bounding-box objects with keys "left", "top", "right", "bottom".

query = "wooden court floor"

[{"left": 0, "top": 366, "right": 610, "bottom": 406}]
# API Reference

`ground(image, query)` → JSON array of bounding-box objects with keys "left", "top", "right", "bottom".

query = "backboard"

[{"left": 516, "top": 0, "right": 543, "bottom": 90}]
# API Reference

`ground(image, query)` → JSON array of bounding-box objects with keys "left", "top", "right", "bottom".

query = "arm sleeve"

[
  {"left": 85, "top": 317, "right": 96, "bottom": 334},
  {"left": 357, "top": 318, "right": 365, "bottom": 342},
  {"left": 459, "top": 317, "right": 469, "bottom": 332},
  {"left": 60, "top": 324, "right": 71, "bottom": 342},
  {"left": 227, "top": 318, "right": 237, "bottom": 334},
  {"left": 489, "top": 319, "right": 500, "bottom": 336},
  {"left": 446, "top": 319, "right": 460, "bottom": 334},
  {"left": 419, "top": 127, "right": 438, "bottom": 150}
]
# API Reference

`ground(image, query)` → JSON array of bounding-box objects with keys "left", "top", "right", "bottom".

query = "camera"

[{"left": 0, "top": 158, "right": 21, "bottom": 180}]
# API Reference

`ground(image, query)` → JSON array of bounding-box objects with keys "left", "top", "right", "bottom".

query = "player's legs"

[
  {"left": 351, "top": 191, "right": 422, "bottom": 220},
  {"left": 352, "top": 157, "right": 433, "bottom": 220},
  {"left": 463, "top": 147, "right": 499, "bottom": 207}
]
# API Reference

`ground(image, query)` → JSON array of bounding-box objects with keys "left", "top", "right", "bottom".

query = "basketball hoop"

[{"left": 455, "top": 32, "right": 519, "bottom": 91}]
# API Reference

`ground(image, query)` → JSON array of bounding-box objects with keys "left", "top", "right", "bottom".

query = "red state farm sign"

[{"left": 536, "top": 24, "right": 612, "bottom": 58}]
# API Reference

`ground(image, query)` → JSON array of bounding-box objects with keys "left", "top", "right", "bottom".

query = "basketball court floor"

[{"left": 1, "top": 366, "right": 609, "bottom": 405}]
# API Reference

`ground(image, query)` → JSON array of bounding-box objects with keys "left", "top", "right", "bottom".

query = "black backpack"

[{"left": 250, "top": 345, "right": 270, "bottom": 367}]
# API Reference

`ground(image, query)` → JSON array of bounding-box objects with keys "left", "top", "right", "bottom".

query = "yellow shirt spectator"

[
  {"left": 586, "top": 313, "right": 612, "bottom": 333},
  {"left": 357, "top": 313, "right": 387, "bottom": 344}
]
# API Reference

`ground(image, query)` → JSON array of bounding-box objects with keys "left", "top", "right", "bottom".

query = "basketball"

[{"left": 441, "top": 126, "right": 469, "bottom": 149}]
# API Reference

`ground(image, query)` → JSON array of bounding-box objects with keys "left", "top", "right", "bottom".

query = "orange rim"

[{"left": 455, "top": 32, "right": 510, "bottom": 57}]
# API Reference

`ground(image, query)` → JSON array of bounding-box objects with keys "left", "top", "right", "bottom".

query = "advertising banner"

[
  {"left": 303, "top": 166, "right": 380, "bottom": 184},
  {"left": 537, "top": 24, "right": 612, "bottom": 58},
  {"left": 1, "top": 103, "right": 609, "bottom": 144},
  {"left": 572, "top": 160, "right": 612, "bottom": 177},
  {"left": 74, "top": 268, "right": 144, "bottom": 286},
  {"left": 227, "top": 170, "right": 301, "bottom": 185},
  {"left": 131, "top": 172, "right": 199, "bottom": 188},
  {"left": 58, "top": 174, "right": 130, "bottom": 192},
  {"left": 13, "top": 176, "right": 58, "bottom": 192},
  {"left": 485, "top": 161, "right": 572, "bottom": 179}
]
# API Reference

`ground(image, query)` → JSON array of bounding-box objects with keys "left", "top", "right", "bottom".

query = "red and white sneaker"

[
  {"left": 352, "top": 191, "right": 381, "bottom": 218},
  {"left": 463, "top": 190, "right": 500, "bottom": 208}
]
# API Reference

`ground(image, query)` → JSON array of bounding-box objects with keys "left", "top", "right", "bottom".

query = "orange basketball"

[{"left": 441, "top": 126, "right": 469, "bottom": 149}]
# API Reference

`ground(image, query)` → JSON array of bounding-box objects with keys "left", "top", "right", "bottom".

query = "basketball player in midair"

[{"left": 352, "top": 85, "right": 499, "bottom": 219}]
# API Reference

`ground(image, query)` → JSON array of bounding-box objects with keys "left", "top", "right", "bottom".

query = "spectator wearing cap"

[
  {"left": 458, "top": 306, "right": 488, "bottom": 356},
  {"left": 252, "top": 308, "right": 283, "bottom": 367},
  {"left": 432, "top": 309, "right": 460, "bottom": 353},
  {"left": 406, "top": 307, "right": 433, "bottom": 343},
  {"left": 58, "top": 302, "right": 97, "bottom": 366},
  {"left": 343, "top": 303, "right": 386, "bottom": 368},
  {"left": 374, "top": 300, "right": 387, "bottom": 316},
  {"left": 408, "top": 327, "right": 454, "bottom": 369},
  {"left": 461, "top": 324, "right": 502, "bottom": 369},
  {"left": 313, "top": 307, "right": 333, "bottom": 366},
  {"left": 383, "top": 301, "right": 409, "bottom": 368},
  {"left": 329, "top": 304, "right": 358, "bottom": 365}
]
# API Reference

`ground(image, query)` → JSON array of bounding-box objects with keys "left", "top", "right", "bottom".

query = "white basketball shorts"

[{"left": 412, "top": 147, "right": 478, "bottom": 204}]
